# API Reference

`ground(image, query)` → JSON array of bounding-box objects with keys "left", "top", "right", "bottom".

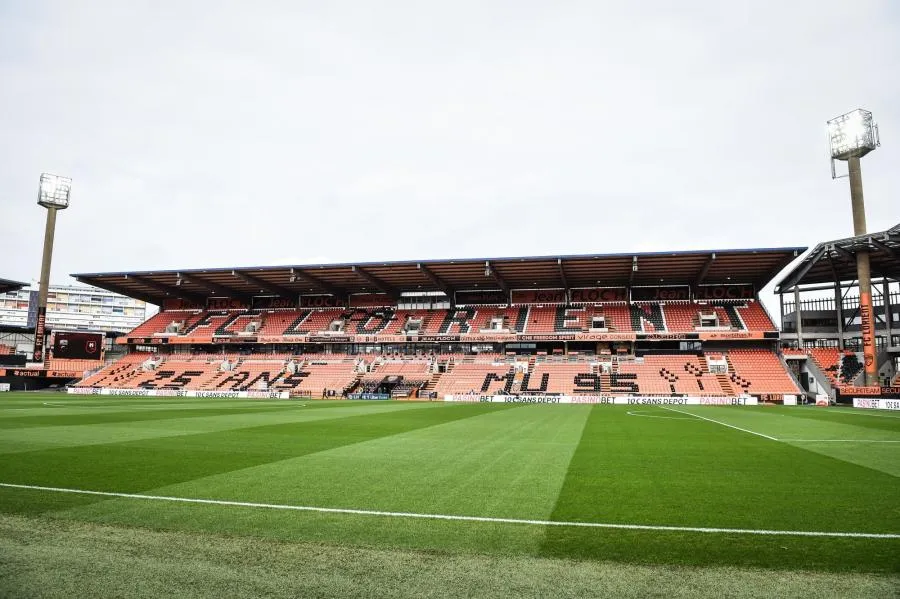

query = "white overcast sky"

[{"left": 1, "top": 1, "right": 898, "bottom": 310}]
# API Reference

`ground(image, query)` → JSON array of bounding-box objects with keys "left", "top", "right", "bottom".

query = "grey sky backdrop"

[{"left": 1, "top": 1, "right": 898, "bottom": 313}]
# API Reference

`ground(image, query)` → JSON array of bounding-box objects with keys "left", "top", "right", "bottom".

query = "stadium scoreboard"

[{"left": 53, "top": 331, "right": 103, "bottom": 360}]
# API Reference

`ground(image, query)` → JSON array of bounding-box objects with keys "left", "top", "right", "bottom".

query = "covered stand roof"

[
  {"left": 73, "top": 247, "right": 805, "bottom": 306},
  {"left": 774, "top": 223, "right": 900, "bottom": 292},
  {"left": 0, "top": 277, "right": 27, "bottom": 295}
]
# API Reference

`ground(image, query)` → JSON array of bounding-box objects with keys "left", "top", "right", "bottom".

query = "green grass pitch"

[{"left": 0, "top": 392, "right": 897, "bottom": 597}]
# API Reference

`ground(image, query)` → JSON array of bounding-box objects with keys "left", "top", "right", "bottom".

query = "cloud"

[{"left": 0, "top": 0, "right": 897, "bottom": 317}]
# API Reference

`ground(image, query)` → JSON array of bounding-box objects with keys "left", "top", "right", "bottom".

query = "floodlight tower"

[
  {"left": 827, "top": 109, "right": 880, "bottom": 386},
  {"left": 31, "top": 174, "right": 72, "bottom": 364}
]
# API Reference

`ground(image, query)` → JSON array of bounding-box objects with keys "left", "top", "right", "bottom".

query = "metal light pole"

[
  {"left": 32, "top": 174, "right": 71, "bottom": 364},
  {"left": 827, "top": 109, "right": 880, "bottom": 386}
]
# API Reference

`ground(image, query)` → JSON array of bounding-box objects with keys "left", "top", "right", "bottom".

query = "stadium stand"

[{"left": 60, "top": 247, "right": 824, "bottom": 401}]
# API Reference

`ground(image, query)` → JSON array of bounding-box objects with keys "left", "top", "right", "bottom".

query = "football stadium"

[
  {"left": 2, "top": 5, "right": 899, "bottom": 598},
  {"left": 1, "top": 240, "right": 899, "bottom": 597}
]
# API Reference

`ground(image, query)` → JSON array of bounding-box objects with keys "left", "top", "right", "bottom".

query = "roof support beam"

[
  {"left": 775, "top": 246, "right": 826, "bottom": 293},
  {"left": 785, "top": 278, "right": 892, "bottom": 294},
  {"left": 869, "top": 236, "right": 899, "bottom": 260},
  {"left": 352, "top": 266, "right": 400, "bottom": 299},
  {"left": 695, "top": 253, "right": 716, "bottom": 285},
  {"left": 827, "top": 255, "right": 842, "bottom": 284},
  {"left": 231, "top": 271, "right": 298, "bottom": 300},
  {"left": 628, "top": 256, "right": 638, "bottom": 287},
  {"left": 288, "top": 268, "right": 345, "bottom": 297},
  {"left": 484, "top": 261, "right": 508, "bottom": 294},
  {"left": 126, "top": 274, "right": 206, "bottom": 305},
  {"left": 831, "top": 243, "right": 856, "bottom": 262},
  {"left": 177, "top": 272, "right": 251, "bottom": 301},
  {"left": 417, "top": 263, "right": 453, "bottom": 297},
  {"left": 557, "top": 258, "right": 569, "bottom": 292}
]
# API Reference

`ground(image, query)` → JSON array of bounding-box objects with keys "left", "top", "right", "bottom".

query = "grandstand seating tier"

[
  {"left": 79, "top": 348, "right": 803, "bottom": 399},
  {"left": 121, "top": 301, "right": 777, "bottom": 341}
]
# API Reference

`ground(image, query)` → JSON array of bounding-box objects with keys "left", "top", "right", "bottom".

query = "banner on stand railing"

[
  {"left": 67, "top": 388, "right": 289, "bottom": 399},
  {"left": 443, "top": 395, "right": 757, "bottom": 406}
]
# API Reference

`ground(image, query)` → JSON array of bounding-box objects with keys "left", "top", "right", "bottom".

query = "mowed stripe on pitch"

[
  {"left": 0, "top": 402, "right": 518, "bottom": 513},
  {"left": 70, "top": 404, "right": 592, "bottom": 524},
  {"left": 666, "top": 406, "right": 900, "bottom": 478},
  {"left": 542, "top": 405, "right": 899, "bottom": 554},
  {"left": 0, "top": 400, "right": 434, "bottom": 455}
]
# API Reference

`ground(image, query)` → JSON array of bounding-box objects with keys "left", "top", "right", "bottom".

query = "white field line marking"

[
  {"left": 626, "top": 410, "right": 695, "bottom": 420},
  {"left": 780, "top": 439, "right": 900, "bottom": 443},
  {"left": 0, "top": 482, "right": 896, "bottom": 539},
  {"left": 811, "top": 410, "right": 900, "bottom": 420},
  {"left": 661, "top": 407, "right": 779, "bottom": 441}
]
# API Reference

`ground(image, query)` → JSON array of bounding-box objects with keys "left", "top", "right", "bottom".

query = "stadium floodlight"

[
  {"left": 826, "top": 109, "right": 880, "bottom": 386},
  {"left": 828, "top": 109, "right": 879, "bottom": 162},
  {"left": 31, "top": 173, "right": 71, "bottom": 365},
  {"left": 37, "top": 173, "right": 72, "bottom": 209}
]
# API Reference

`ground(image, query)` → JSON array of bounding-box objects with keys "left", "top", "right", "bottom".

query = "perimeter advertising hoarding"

[
  {"left": 207, "top": 298, "right": 250, "bottom": 310},
  {"left": 836, "top": 386, "right": 900, "bottom": 403},
  {"left": 162, "top": 298, "right": 204, "bottom": 311},
  {"left": 693, "top": 284, "right": 755, "bottom": 301},
  {"left": 134, "top": 330, "right": 777, "bottom": 344},
  {"left": 852, "top": 397, "right": 900, "bottom": 411},
  {"left": 252, "top": 296, "right": 297, "bottom": 310},
  {"left": 300, "top": 295, "right": 347, "bottom": 309},
  {"left": 569, "top": 287, "right": 628, "bottom": 303},
  {"left": 455, "top": 290, "right": 508, "bottom": 305},
  {"left": 0, "top": 368, "right": 80, "bottom": 378},
  {"left": 631, "top": 286, "right": 691, "bottom": 302},
  {"left": 443, "top": 395, "right": 758, "bottom": 405},
  {"left": 67, "top": 388, "right": 289, "bottom": 399},
  {"left": 510, "top": 289, "right": 566, "bottom": 305}
]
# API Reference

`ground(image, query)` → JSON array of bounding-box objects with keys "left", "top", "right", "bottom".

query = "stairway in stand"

[
  {"left": 345, "top": 373, "right": 364, "bottom": 396},
  {"left": 722, "top": 354, "right": 740, "bottom": 395},
  {"left": 701, "top": 357, "right": 734, "bottom": 396},
  {"left": 426, "top": 358, "right": 454, "bottom": 394},
  {"left": 601, "top": 360, "right": 617, "bottom": 393},
  {"left": 510, "top": 369, "right": 525, "bottom": 394},
  {"left": 422, "top": 372, "right": 442, "bottom": 393},
  {"left": 716, "top": 374, "right": 735, "bottom": 396}
]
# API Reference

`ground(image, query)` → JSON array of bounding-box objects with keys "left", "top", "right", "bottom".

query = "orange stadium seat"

[
  {"left": 727, "top": 349, "right": 800, "bottom": 395},
  {"left": 433, "top": 361, "right": 514, "bottom": 396}
]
